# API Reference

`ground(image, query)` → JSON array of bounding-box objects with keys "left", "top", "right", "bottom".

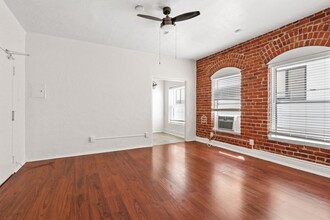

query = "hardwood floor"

[{"left": 0, "top": 142, "right": 329, "bottom": 220}]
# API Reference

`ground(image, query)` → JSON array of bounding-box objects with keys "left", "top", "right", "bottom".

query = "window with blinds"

[
  {"left": 169, "top": 86, "right": 185, "bottom": 123},
  {"left": 212, "top": 74, "right": 241, "bottom": 133},
  {"left": 270, "top": 55, "right": 330, "bottom": 148},
  {"left": 212, "top": 74, "right": 241, "bottom": 111}
]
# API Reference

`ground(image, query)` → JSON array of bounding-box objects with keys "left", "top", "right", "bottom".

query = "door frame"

[{"left": 151, "top": 76, "right": 187, "bottom": 145}]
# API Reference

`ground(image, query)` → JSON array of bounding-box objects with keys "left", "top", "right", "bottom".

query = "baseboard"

[
  {"left": 163, "top": 129, "right": 185, "bottom": 138},
  {"left": 196, "top": 136, "right": 330, "bottom": 178},
  {"left": 27, "top": 144, "right": 153, "bottom": 162},
  {"left": 14, "top": 161, "right": 25, "bottom": 173}
]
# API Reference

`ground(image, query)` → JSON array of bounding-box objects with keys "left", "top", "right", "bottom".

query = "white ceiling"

[{"left": 4, "top": 0, "right": 330, "bottom": 60}]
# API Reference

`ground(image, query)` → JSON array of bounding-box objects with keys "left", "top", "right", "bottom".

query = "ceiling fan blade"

[
  {"left": 173, "top": 11, "right": 200, "bottom": 22},
  {"left": 137, "top": 14, "right": 162, "bottom": 21}
]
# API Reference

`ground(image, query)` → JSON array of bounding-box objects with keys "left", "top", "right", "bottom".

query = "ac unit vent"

[{"left": 218, "top": 116, "right": 234, "bottom": 130}]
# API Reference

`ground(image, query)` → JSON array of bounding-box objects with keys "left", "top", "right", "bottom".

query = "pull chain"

[
  {"left": 175, "top": 25, "right": 177, "bottom": 60},
  {"left": 159, "top": 28, "right": 161, "bottom": 65}
]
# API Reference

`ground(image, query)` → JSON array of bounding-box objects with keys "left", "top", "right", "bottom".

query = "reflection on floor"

[
  {"left": 1, "top": 142, "right": 329, "bottom": 219},
  {"left": 153, "top": 132, "right": 184, "bottom": 145}
]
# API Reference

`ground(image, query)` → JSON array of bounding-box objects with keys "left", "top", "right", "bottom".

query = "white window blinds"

[
  {"left": 270, "top": 56, "right": 330, "bottom": 147},
  {"left": 169, "top": 87, "right": 185, "bottom": 122},
  {"left": 213, "top": 74, "right": 241, "bottom": 111}
]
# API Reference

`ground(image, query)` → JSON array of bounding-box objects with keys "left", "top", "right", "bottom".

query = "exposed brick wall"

[{"left": 196, "top": 8, "right": 330, "bottom": 166}]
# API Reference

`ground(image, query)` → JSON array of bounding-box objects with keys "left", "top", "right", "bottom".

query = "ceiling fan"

[{"left": 137, "top": 6, "right": 200, "bottom": 34}]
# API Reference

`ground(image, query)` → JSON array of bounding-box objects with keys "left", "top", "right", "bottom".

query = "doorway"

[{"left": 152, "top": 79, "right": 186, "bottom": 145}]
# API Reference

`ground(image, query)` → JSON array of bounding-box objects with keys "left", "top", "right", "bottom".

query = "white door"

[{"left": 0, "top": 55, "right": 13, "bottom": 185}]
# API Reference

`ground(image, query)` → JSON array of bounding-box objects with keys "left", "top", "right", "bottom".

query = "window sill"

[
  {"left": 169, "top": 121, "right": 185, "bottom": 125},
  {"left": 268, "top": 133, "right": 330, "bottom": 150},
  {"left": 213, "top": 128, "right": 240, "bottom": 135}
]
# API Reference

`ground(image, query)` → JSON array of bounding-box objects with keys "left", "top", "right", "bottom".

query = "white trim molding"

[
  {"left": 196, "top": 136, "right": 330, "bottom": 178},
  {"left": 28, "top": 144, "right": 153, "bottom": 163},
  {"left": 14, "top": 161, "right": 26, "bottom": 173},
  {"left": 164, "top": 129, "right": 185, "bottom": 139}
]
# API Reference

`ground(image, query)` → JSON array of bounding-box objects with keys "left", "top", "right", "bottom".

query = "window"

[
  {"left": 276, "top": 66, "right": 306, "bottom": 101},
  {"left": 212, "top": 70, "right": 241, "bottom": 134},
  {"left": 270, "top": 55, "right": 330, "bottom": 148},
  {"left": 169, "top": 86, "right": 185, "bottom": 123}
]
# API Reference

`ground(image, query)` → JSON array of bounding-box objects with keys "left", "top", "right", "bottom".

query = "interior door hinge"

[
  {"left": 13, "top": 66, "right": 16, "bottom": 76},
  {"left": 12, "top": 110, "right": 15, "bottom": 121}
]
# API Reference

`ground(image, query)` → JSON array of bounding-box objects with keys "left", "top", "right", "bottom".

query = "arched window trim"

[
  {"left": 268, "top": 46, "right": 330, "bottom": 68},
  {"left": 211, "top": 67, "right": 241, "bottom": 80}
]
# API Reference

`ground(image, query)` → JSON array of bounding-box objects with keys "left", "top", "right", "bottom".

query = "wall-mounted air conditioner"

[{"left": 217, "top": 115, "right": 240, "bottom": 133}]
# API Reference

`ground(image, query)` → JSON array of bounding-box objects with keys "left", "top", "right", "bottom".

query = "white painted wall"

[
  {"left": 152, "top": 80, "right": 164, "bottom": 133},
  {"left": 26, "top": 33, "right": 196, "bottom": 161},
  {"left": 164, "top": 81, "right": 185, "bottom": 137},
  {"left": 0, "top": 0, "right": 26, "bottom": 185}
]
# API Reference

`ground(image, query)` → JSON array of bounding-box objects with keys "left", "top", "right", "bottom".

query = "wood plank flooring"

[{"left": 0, "top": 141, "right": 329, "bottom": 220}]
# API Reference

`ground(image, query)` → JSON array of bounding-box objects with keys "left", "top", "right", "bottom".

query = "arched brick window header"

[
  {"left": 260, "top": 23, "right": 330, "bottom": 64},
  {"left": 207, "top": 53, "right": 246, "bottom": 78}
]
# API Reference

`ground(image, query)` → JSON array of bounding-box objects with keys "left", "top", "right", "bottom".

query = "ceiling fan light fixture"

[{"left": 161, "top": 24, "right": 175, "bottom": 35}]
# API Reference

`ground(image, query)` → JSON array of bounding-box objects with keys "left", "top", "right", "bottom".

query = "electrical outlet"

[{"left": 249, "top": 139, "right": 254, "bottom": 146}]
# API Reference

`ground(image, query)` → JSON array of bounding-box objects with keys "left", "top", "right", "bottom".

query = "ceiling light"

[
  {"left": 161, "top": 24, "right": 175, "bottom": 35},
  {"left": 135, "top": 5, "right": 144, "bottom": 12}
]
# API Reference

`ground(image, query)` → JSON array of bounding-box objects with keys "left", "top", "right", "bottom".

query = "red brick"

[{"left": 196, "top": 8, "right": 330, "bottom": 166}]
